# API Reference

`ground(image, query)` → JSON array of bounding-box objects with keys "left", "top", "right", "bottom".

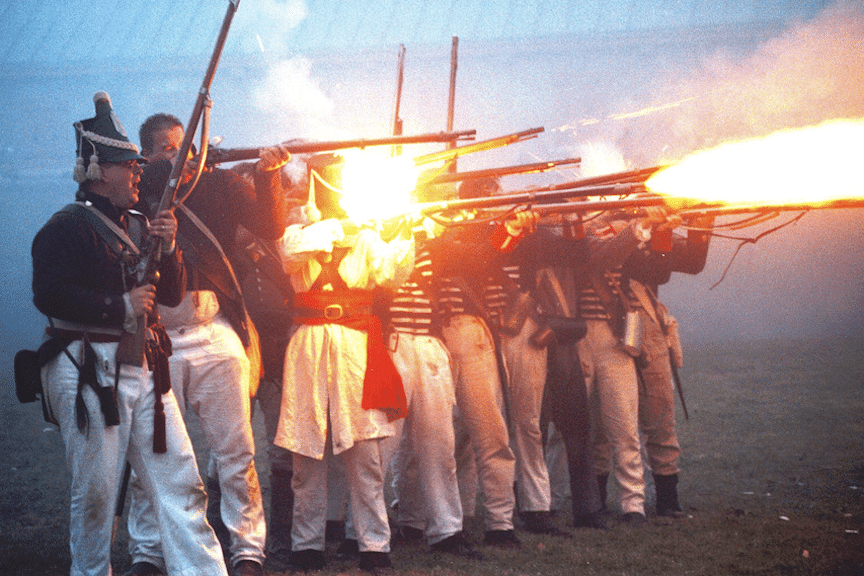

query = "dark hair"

[{"left": 139, "top": 113, "right": 183, "bottom": 154}]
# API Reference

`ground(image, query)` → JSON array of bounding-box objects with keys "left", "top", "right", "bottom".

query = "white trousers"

[
  {"left": 442, "top": 314, "right": 516, "bottom": 531},
  {"left": 500, "top": 316, "right": 552, "bottom": 513},
  {"left": 43, "top": 340, "right": 226, "bottom": 576},
  {"left": 388, "top": 332, "right": 463, "bottom": 544},
  {"left": 637, "top": 316, "right": 682, "bottom": 476},
  {"left": 292, "top": 436, "right": 391, "bottom": 553},
  {"left": 127, "top": 315, "right": 265, "bottom": 567},
  {"left": 578, "top": 319, "right": 646, "bottom": 515}
]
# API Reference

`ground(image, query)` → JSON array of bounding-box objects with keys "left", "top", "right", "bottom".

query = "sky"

[{"left": 1, "top": 0, "right": 863, "bottom": 387}]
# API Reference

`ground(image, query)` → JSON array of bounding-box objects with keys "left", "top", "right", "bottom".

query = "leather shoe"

[
  {"left": 125, "top": 562, "right": 164, "bottom": 576},
  {"left": 233, "top": 560, "right": 264, "bottom": 576},
  {"left": 397, "top": 525, "right": 425, "bottom": 543},
  {"left": 358, "top": 551, "right": 393, "bottom": 573},
  {"left": 521, "top": 511, "right": 572, "bottom": 537},
  {"left": 289, "top": 549, "right": 326, "bottom": 572},
  {"left": 483, "top": 529, "right": 522, "bottom": 549},
  {"left": 430, "top": 532, "right": 484, "bottom": 560},
  {"left": 620, "top": 512, "right": 647, "bottom": 525},
  {"left": 573, "top": 513, "right": 610, "bottom": 530}
]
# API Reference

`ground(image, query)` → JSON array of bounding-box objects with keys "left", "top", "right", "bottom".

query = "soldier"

[
  {"left": 31, "top": 91, "right": 227, "bottom": 576},
  {"left": 274, "top": 155, "right": 414, "bottom": 573},
  {"left": 126, "top": 113, "right": 291, "bottom": 576}
]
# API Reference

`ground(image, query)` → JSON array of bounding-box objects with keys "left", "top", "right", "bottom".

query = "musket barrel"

[
  {"left": 413, "top": 127, "right": 544, "bottom": 166},
  {"left": 530, "top": 194, "right": 668, "bottom": 215},
  {"left": 677, "top": 198, "right": 864, "bottom": 217},
  {"left": 417, "top": 183, "right": 644, "bottom": 214},
  {"left": 521, "top": 165, "right": 667, "bottom": 194},
  {"left": 524, "top": 196, "right": 864, "bottom": 218},
  {"left": 429, "top": 157, "right": 581, "bottom": 184}
]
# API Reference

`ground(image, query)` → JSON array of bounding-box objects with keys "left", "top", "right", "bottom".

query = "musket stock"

[{"left": 115, "top": 0, "right": 241, "bottom": 367}]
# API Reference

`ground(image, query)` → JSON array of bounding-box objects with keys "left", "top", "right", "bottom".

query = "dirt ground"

[{"left": 2, "top": 336, "right": 862, "bottom": 575}]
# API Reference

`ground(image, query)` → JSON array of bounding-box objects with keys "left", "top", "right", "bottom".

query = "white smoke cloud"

[
  {"left": 234, "top": 0, "right": 309, "bottom": 53},
  {"left": 575, "top": 1, "right": 864, "bottom": 170},
  {"left": 661, "top": 0, "right": 864, "bottom": 158},
  {"left": 251, "top": 56, "right": 343, "bottom": 141},
  {"left": 576, "top": 141, "right": 628, "bottom": 177}
]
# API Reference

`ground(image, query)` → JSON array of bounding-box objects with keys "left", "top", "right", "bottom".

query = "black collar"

[{"left": 77, "top": 190, "right": 126, "bottom": 227}]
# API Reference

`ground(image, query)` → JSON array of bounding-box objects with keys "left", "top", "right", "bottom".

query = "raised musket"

[{"left": 114, "top": 0, "right": 241, "bottom": 368}]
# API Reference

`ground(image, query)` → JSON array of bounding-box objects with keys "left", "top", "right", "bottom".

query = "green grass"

[{"left": 2, "top": 337, "right": 862, "bottom": 575}]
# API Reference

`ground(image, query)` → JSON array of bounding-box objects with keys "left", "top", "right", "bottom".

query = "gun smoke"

[{"left": 571, "top": 1, "right": 864, "bottom": 173}]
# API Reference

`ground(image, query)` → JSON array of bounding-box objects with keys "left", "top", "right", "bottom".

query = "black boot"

[
  {"left": 596, "top": 473, "right": 609, "bottom": 512},
  {"left": 520, "top": 511, "right": 571, "bottom": 537},
  {"left": 206, "top": 476, "right": 231, "bottom": 563},
  {"left": 267, "top": 469, "right": 294, "bottom": 566},
  {"left": 289, "top": 549, "right": 325, "bottom": 572},
  {"left": 654, "top": 473, "right": 684, "bottom": 518}
]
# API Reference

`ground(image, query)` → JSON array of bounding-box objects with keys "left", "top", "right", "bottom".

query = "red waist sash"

[{"left": 294, "top": 290, "right": 407, "bottom": 421}]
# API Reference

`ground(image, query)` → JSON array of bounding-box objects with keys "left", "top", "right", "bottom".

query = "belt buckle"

[{"left": 324, "top": 304, "right": 344, "bottom": 320}]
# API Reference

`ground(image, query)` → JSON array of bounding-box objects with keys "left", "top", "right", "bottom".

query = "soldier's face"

[
  {"left": 100, "top": 160, "right": 143, "bottom": 209},
  {"left": 146, "top": 126, "right": 185, "bottom": 164}
]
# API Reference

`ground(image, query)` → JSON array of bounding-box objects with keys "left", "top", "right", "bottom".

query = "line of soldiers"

[
  {"left": 31, "top": 92, "right": 710, "bottom": 576},
  {"left": 254, "top": 163, "right": 712, "bottom": 572}
]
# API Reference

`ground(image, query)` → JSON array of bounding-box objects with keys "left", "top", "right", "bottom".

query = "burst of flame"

[
  {"left": 335, "top": 149, "right": 423, "bottom": 222},
  {"left": 646, "top": 118, "right": 864, "bottom": 208}
]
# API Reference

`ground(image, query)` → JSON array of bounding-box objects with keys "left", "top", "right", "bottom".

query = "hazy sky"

[
  {"left": 0, "top": 0, "right": 834, "bottom": 65},
  {"left": 1, "top": 1, "right": 862, "bottom": 386}
]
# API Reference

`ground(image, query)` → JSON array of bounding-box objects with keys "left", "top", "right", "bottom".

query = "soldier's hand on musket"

[
  {"left": 655, "top": 212, "right": 683, "bottom": 233},
  {"left": 178, "top": 156, "right": 205, "bottom": 185},
  {"left": 687, "top": 214, "right": 716, "bottom": 230},
  {"left": 258, "top": 144, "right": 292, "bottom": 172},
  {"left": 639, "top": 206, "right": 680, "bottom": 230},
  {"left": 505, "top": 207, "right": 540, "bottom": 236},
  {"left": 128, "top": 284, "right": 158, "bottom": 317},
  {"left": 148, "top": 210, "right": 178, "bottom": 252}
]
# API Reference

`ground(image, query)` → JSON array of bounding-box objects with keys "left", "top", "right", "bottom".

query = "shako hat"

[{"left": 73, "top": 91, "right": 145, "bottom": 183}]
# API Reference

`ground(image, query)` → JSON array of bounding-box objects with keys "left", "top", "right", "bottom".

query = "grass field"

[{"left": 2, "top": 336, "right": 862, "bottom": 575}]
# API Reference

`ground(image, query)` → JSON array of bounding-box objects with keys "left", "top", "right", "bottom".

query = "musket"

[
  {"left": 429, "top": 191, "right": 864, "bottom": 227},
  {"left": 445, "top": 36, "right": 460, "bottom": 173},
  {"left": 414, "top": 182, "right": 645, "bottom": 216},
  {"left": 391, "top": 44, "right": 406, "bottom": 155},
  {"left": 413, "top": 127, "right": 545, "bottom": 166},
  {"left": 677, "top": 197, "right": 864, "bottom": 218},
  {"left": 392, "top": 44, "right": 406, "bottom": 139},
  {"left": 531, "top": 195, "right": 864, "bottom": 219},
  {"left": 115, "top": 0, "right": 241, "bottom": 367},
  {"left": 428, "top": 157, "right": 582, "bottom": 185},
  {"left": 202, "top": 130, "right": 477, "bottom": 165},
  {"left": 446, "top": 36, "right": 459, "bottom": 140},
  {"left": 515, "top": 165, "right": 667, "bottom": 194}
]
